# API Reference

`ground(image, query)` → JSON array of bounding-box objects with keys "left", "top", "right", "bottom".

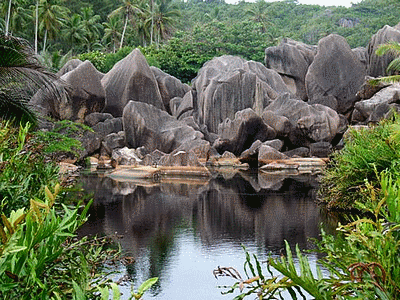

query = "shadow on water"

[{"left": 77, "top": 170, "right": 337, "bottom": 299}]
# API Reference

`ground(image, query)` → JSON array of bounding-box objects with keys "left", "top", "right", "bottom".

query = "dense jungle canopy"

[{"left": 2, "top": 0, "right": 400, "bottom": 82}]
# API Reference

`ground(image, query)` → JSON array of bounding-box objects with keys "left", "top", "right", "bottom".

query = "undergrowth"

[{"left": 319, "top": 113, "right": 400, "bottom": 210}]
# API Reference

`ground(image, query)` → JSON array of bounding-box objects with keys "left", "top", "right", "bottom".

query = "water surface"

[{"left": 78, "top": 170, "right": 335, "bottom": 299}]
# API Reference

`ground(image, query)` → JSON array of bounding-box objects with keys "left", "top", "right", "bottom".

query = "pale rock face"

[
  {"left": 123, "top": 101, "right": 204, "bottom": 154},
  {"left": 305, "top": 34, "right": 366, "bottom": 114},
  {"left": 102, "top": 49, "right": 165, "bottom": 117},
  {"left": 265, "top": 93, "right": 341, "bottom": 146},
  {"left": 367, "top": 24, "right": 400, "bottom": 78},
  {"left": 192, "top": 55, "right": 289, "bottom": 133},
  {"left": 215, "top": 108, "right": 276, "bottom": 156},
  {"left": 265, "top": 38, "right": 317, "bottom": 100}
]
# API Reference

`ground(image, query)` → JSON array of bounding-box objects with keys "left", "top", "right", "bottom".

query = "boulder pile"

[{"left": 31, "top": 23, "right": 400, "bottom": 170}]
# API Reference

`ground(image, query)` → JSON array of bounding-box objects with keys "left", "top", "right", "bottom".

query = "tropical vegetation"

[{"left": 2, "top": 0, "right": 400, "bottom": 82}]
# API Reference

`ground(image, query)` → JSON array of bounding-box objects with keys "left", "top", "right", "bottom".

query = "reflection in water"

[{"left": 78, "top": 171, "right": 335, "bottom": 300}]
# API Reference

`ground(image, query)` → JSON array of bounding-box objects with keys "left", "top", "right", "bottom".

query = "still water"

[{"left": 78, "top": 170, "right": 336, "bottom": 299}]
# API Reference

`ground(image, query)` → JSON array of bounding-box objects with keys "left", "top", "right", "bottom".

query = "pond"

[{"left": 78, "top": 170, "right": 337, "bottom": 299}]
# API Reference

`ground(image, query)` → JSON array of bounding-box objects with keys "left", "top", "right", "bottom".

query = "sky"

[{"left": 225, "top": 0, "right": 362, "bottom": 7}]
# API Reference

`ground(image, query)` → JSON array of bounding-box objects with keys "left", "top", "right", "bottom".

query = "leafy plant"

[
  {"left": 0, "top": 33, "right": 63, "bottom": 125},
  {"left": 319, "top": 113, "right": 400, "bottom": 209}
]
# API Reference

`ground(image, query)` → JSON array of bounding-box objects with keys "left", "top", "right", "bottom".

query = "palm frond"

[
  {"left": 0, "top": 33, "right": 66, "bottom": 125},
  {"left": 386, "top": 57, "right": 400, "bottom": 74},
  {"left": 368, "top": 75, "right": 400, "bottom": 86},
  {"left": 0, "top": 89, "right": 37, "bottom": 125},
  {"left": 375, "top": 41, "right": 400, "bottom": 57}
]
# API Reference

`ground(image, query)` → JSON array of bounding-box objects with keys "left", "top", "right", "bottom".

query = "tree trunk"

[
  {"left": 150, "top": 0, "right": 154, "bottom": 44},
  {"left": 120, "top": 15, "right": 128, "bottom": 49},
  {"left": 35, "top": 1, "right": 39, "bottom": 55},
  {"left": 5, "top": 0, "right": 12, "bottom": 36},
  {"left": 43, "top": 29, "right": 47, "bottom": 53}
]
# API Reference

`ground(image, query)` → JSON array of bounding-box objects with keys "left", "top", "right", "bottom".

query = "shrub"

[{"left": 319, "top": 113, "right": 400, "bottom": 209}]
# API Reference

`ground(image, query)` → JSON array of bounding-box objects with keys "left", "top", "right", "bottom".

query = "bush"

[
  {"left": 319, "top": 113, "right": 400, "bottom": 209},
  {"left": 77, "top": 51, "right": 106, "bottom": 73}
]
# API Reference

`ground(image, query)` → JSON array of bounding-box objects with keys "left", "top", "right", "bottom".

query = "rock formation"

[{"left": 102, "top": 49, "right": 165, "bottom": 116}]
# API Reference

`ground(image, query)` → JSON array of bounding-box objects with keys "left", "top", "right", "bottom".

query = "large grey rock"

[
  {"left": 181, "top": 116, "right": 218, "bottom": 144},
  {"left": 263, "top": 139, "right": 284, "bottom": 151},
  {"left": 32, "top": 61, "right": 105, "bottom": 122},
  {"left": 102, "top": 49, "right": 165, "bottom": 116},
  {"left": 123, "top": 101, "right": 204, "bottom": 154},
  {"left": 192, "top": 55, "right": 289, "bottom": 133},
  {"left": 367, "top": 24, "right": 400, "bottom": 77},
  {"left": 354, "top": 83, "right": 400, "bottom": 121},
  {"left": 214, "top": 108, "right": 276, "bottom": 155},
  {"left": 284, "top": 147, "right": 310, "bottom": 158},
  {"left": 265, "top": 38, "right": 317, "bottom": 100},
  {"left": 85, "top": 112, "right": 113, "bottom": 127},
  {"left": 60, "top": 60, "right": 106, "bottom": 122},
  {"left": 239, "top": 140, "right": 263, "bottom": 162},
  {"left": 265, "top": 93, "right": 340, "bottom": 146},
  {"left": 56, "top": 59, "right": 83, "bottom": 77},
  {"left": 171, "top": 90, "right": 195, "bottom": 120},
  {"left": 92, "top": 117, "right": 123, "bottom": 135},
  {"left": 352, "top": 47, "right": 368, "bottom": 71},
  {"left": 171, "top": 139, "right": 211, "bottom": 159},
  {"left": 309, "top": 142, "right": 332, "bottom": 158},
  {"left": 305, "top": 34, "right": 366, "bottom": 114},
  {"left": 258, "top": 145, "right": 288, "bottom": 163},
  {"left": 111, "top": 147, "right": 142, "bottom": 166},
  {"left": 102, "top": 132, "right": 125, "bottom": 156},
  {"left": 158, "top": 150, "right": 202, "bottom": 167},
  {"left": 151, "top": 66, "right": 191, "bottom": 113},
  {"left": 261, "top": 110, "right": 293, "bottom": 137}
]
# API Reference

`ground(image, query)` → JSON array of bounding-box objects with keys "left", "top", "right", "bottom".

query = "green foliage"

[
  {"left": 0, "top": 121, "right": 59, "bottom": 215},
  {"left": 77, "top": 50, "right": 107, "bottom": 73},
  {"left": 0, "top": 184, "right": 119, "bottom": 299},
  {"left": 319, "top": 114, "right": 400, "bottom": 209}
]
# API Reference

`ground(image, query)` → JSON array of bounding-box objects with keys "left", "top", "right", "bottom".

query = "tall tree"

[
  {"left": 37, "top": 0, "right": 69, "bottom": 52},
  {"left": 148, "top": 0, "right": 180, "bottom": 46},
  {"left": 80, "top": 6, "right": 102, "bottom": 52},
  {"left": 110, "top": 0, "right": 143, "bottom": 49},
  {"left": 61, "top": 13, "right": 86, "bottom": 52},
  {"left": 103, "top": 15, "right": 122, "bottom": 53},
  {"left": 246, "top": 0, "right": 272, "bottom": 33},
  {"left": 3, "top": 0, "right": 29, "bottom": 37}
]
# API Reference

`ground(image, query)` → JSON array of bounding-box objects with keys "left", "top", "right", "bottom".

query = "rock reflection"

[
  {"left": 78, "top": 171, "right": 330, "bottom": 294},
  {"left": 80, "top": 171, "right": 324, "bottom": 250}
]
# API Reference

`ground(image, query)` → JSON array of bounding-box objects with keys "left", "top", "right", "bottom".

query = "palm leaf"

[
  {"left": 0, "top": 33, "right": 64, "bottom": 125},
  {"left": 375, "top": 41, "right": 400, "bottom": 57},
  {"left": 386, "top": 57, "right": 400, "bottom": 74}
]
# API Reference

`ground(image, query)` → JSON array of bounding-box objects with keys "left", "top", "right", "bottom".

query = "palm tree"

[
  {"left": 80, "top": 6, "right": 102, "bottom": 52},
  {"left": 246, "top": 0, "right": 272, "bottom": 33},
  {"left": 37, "top": 0, "right": 69, "bottom": 52},
  {"left": 147, "top": 0, "right": 180, "bottom": 46},
  {"left": 103, "top": 15, "right": 122, "bottom": 53},
  {"left": 61, "top": 13, "right": 86, "bottom": 52},
  {"left": 0, "top": 33, "right": 61, "bottom": 125},
  {"left": 370, "top": 41, "right": 400, "bottom": 85},
  {"left": 3, "top": 0, "right": 29, "bottom": 36},
  {"left": 110, "top": 0, "right": 143, "bottom": 49}
]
